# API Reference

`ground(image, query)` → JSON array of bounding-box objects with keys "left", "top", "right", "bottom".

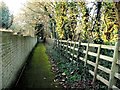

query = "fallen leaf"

[
  {"left": 62, "top": 72, "right": 66, "bottom": 76},
  {"left": 43, "top": 77, "right": 46, "bottom": 80}
]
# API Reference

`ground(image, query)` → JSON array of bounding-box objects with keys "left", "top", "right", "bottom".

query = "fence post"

[
  {"left": 59, "top": 40, "right": 62, "bottom": 56},
  {"left": 58, "top": 39, "right": 62, "bottom": 58},
  {"left": 56, "top": 39, "right": 58, "bottom": 48},
  {"left": 72, "top": 42, "right": 76, "bottom": 63},
  {"left": 53, "top": 39, "right": 56, "bottom": 48},
  {"left": 62, "top": 41, "right": 66, "bottom": 56},
  {"left": 83, "top": 43, "right": 89, "bottom": 88},
  {"left": 70, "top": 41, "right": 72, "bottom": 61},
  {"left": 84, "top": 43, "right": 89, "bottom": 67},
  {"left": 54, "top": 39, "right": 57, "bottom": 49},
  {"left": 108, "top": 42, "right": 118, "bottom": 89},
  {"left": 67, "top": 41, "right": 70, "bottom": 60},
  {"left": 57, "top": 39, "right": 59, "bottom": 48},
  {"left": 77, "top": 42, "right": 80, "bottom": 67},
  {"left": 65, "top": 40, "right": 69, "bottom": 59},
  {"left": 92, "top": 45, "right": 101, "bottom": 85}
]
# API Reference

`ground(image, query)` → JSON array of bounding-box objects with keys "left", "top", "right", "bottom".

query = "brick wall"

[
  {"left": 0, "top": 31, "right": 2, "bottom": 90},
  {"left": 0, "top": 30, "right": 37, "bottom": 89}
]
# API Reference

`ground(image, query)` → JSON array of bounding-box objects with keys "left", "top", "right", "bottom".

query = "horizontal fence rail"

[{"left": 55, "top": 39, "right": 120, "bottom": 90}]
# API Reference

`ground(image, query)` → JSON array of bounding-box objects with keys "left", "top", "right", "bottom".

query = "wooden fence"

[{"left": 55, "top": 39, "right": 120, "bottom": 90}]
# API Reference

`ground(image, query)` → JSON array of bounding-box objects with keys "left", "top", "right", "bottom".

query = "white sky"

[
  {"left": 0, "top": 0, "right": 95, "bottom": 15},
  {"left": 1, "top": 0, "right": 27, "bottom": 15}
]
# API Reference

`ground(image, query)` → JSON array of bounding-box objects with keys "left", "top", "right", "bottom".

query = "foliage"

[
  {"left": 46, "top": 42, "right": 96, "bottom": 89},
  {"left": 77, "top": 2, "right": 91, "bottom": 42},
  {"left": 11, "top": 1, "right": 119, "bottom": 43},
  {"left": 100, "top": 2, "right": 118, "bottom": 44},
  {"left": 10, "top": 0, "right": 52, "bottom": 36},
  {"left": 88, "top": 2, "right": 118, "bottom": 44},
  {"left": 0, "top": 1, "right": 13, "bottom": 29},
  {"left": 55, "top": 2, "right": 68, "bottom": 39},
  {"left": 35, "top": 23, "right": 44, "bottom": 39},
  {"left": 55, "top": 1, "right": 78, "bottom": 40}
]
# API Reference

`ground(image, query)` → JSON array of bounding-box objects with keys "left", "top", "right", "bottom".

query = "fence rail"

[{"left": 55, "top": 39, "right": 120, "bottom": 90}]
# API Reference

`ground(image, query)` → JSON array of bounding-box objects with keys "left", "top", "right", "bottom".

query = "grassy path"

[{"left": 15, "top": 43, "right": 59, "bottom": 89}]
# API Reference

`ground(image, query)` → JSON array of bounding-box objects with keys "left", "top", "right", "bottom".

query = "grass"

[{"left": 16, "top": 43, "right": 59, "bottom": 89}]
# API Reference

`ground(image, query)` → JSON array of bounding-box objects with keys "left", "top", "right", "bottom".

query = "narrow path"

[{"left": 15, "top": 43, "right": 59, "bottom": 89}]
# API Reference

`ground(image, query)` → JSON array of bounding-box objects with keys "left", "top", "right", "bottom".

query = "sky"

[
  {"left": 1, "top": 0, "right": 27, "bottom": 15},
  {"left": 0, "top": 0, "right": 95, "bottom": 15}
]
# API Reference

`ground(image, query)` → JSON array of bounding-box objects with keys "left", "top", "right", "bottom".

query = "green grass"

[{"left": 16, "top": 43, "right": 59, "bottom": 89}]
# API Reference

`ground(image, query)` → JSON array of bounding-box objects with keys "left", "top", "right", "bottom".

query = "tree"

[
  {"left": 11, "top": 0, "right": 118, "bottom": 44},
  {"left": 13, "top": 0, "right": 53, "bottom": 36},
  {"left": 55, "top": 1, "right": 68, "bottom": 39},
  {"left": 100, "top": 2, "right": 118, "bottom": 44},
  {"left": 91, "top": 2, "right": 103, "bottom": 44},
  {"left": 0, "top": 1, "right": 13, "bottom": 29},
  {"left": 78, "top": 2, "right": 90, "bottom": 42},
  {"left": 55, "top": 1, "right": 78, "bottom": 40},
  {"left": 35, "top": 23, "right": 44, "bottom": 39},
  {"left": 114, "top": 1, "right": 120, "bottom": 41}
]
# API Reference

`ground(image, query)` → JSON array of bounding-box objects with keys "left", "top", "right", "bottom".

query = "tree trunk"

[{"left": 114, "top": 2, "right": 120, "bottom": 40}]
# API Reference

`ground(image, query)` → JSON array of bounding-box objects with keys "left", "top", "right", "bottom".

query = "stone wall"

[{"left": 0, "top": 30, "right": 37, "bottom": 89}]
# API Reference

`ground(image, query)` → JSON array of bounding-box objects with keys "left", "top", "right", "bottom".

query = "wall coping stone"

[{"left": 0, "top": 29, "right": 13, "bottom": 33}]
